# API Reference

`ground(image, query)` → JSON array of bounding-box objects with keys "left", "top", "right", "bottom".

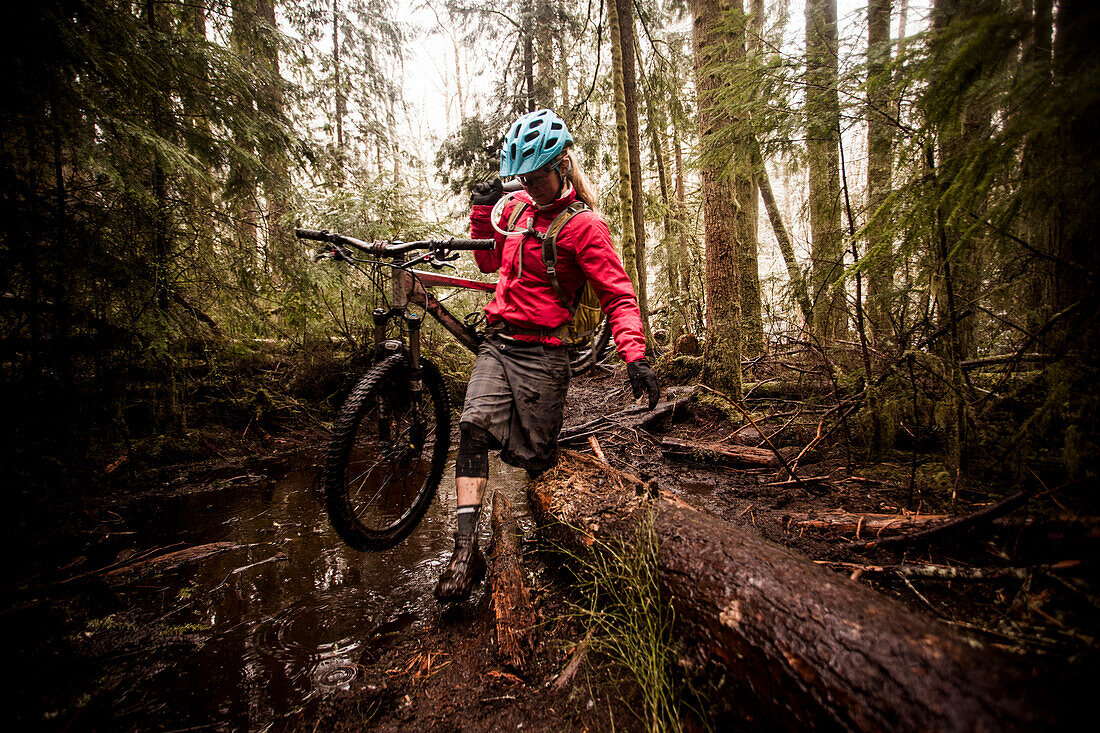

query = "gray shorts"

[{"left": 459, "top": 336, "right": 571, "bottom": 472}]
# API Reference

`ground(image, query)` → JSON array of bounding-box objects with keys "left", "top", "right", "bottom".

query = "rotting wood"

[
  {"left": 529, "top": 451, "right": 1053, "bottom": 731},
  {"left": 787, "top": 510, "right": 952, "bottom": 536},
  {"left": 102, "top": 542, "right": 241, "bottom": 582},
  {"left": 551, "top": 629, "right": 592, "bottom": 693},
  {"left": 659, "top": 437, "right": 781, "bottom": 467},
  {"left": 587, "top": 435, "right": 608, "bottom": 463},
  {"left": 488, "top": 492, "right": 536, "bottom": 674},
  {"left": 845, "top": 490, "right": 1029, "bottom": 551},
  {"left": 816, "top": 559, "right": 1084, "bottom": 581}
]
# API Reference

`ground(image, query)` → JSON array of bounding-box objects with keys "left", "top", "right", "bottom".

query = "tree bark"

[
  {"left": 754, "top": 140, "right": 813, "bottom": 326},
  {"left": 489, "top": 492, "right": 536, "bottom": 673},
  {"left": 607, "top": 0, "right": 643, "bottom": 346},
  {"left": 691, "top": 0, "right": 745, "bottom": 399},
  {"left": 806, "top": 0, "right": 846, "bottom": 343},
  {"left": 529, "top": 452, "right": 1053, "bottom": 731},
  {"left": 865, "top": 0, "right": 894, "bottom": 345},
  {"left": 616, "top": 0, "right": 654, "bottom": 348},
  {"left": 740, "top": 0, "right": 765, "bottom": 356}
]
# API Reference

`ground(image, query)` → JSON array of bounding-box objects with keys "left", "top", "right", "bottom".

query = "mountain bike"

[{"left": 295, "top": 227, "right": 612, "bottom": 551}]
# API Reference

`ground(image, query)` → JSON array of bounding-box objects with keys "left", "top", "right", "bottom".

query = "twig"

[
  {"left": 587, "top": 436, "right": 608, "bottom": 464},
  {"left": 551, "top": 629, "right": 592, "bottom": 692}
]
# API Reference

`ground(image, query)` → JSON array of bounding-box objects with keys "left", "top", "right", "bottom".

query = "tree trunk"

[
  {"left": 607, "top": 0, "right": 640, "bottom": 326},
  {"left": 865, "top": 0, "right": 894, "bottom": 345},
  {"left": 755, "top": 144, "right": 812, "bottom": 325},
  {"left": 333, "top": 0, "right": 346, "bottom": 182},
  {"left": 230, "top": 0, "right": 260, "bottom": 289},
  {"left": 529, "top": 451, "right": 1055, "bottom": 731},
  {"left": 255, "top": 0, "right": 291, "bottom": 275},
  {"left": 616, "top": 0, "right": 654, "bottom": 349},
  {"left": 806, "top": 0, "right": 846, "bottom": 343},
  {"left": 691, "top": 0, "right": 745, "bottom": 398},
  {"left": 740, "top": 0, "right": 765, "bottom": 356},
  {"left": 673, "top": 126, "right": 697, "bottom": 332}
]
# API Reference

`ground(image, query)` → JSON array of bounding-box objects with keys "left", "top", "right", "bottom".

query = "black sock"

[{"left": 456, "top": 504, "right": 481, "bottom": 539}]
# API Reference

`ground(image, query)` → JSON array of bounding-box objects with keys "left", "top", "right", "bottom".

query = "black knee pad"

[{"left": 456, "top": 423, "right": 491, "bottom": 478}]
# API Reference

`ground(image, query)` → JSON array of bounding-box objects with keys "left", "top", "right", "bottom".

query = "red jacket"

[{"left": 470, "top": 187, "right": 647, "bottom": 363}]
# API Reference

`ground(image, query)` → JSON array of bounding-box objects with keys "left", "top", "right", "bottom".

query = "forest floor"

[
  {"left": 289, "top": 361, "right": 1100, "bottom": 730},
  {"left": 6, "top": 356, "right": 1098, "bottom": 731}
]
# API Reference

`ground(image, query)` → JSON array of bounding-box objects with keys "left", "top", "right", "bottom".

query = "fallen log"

[
  {"left": 659, "top": 437, "right": 780, "bottom": 467},
  {"left": 488, "top": 492, "right": 536, "bottom": 674},
  {"left": 529, "top": 451, "right": 1051, "bottom": 731}
]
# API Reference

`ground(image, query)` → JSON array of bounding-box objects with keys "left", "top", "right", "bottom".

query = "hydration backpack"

[{"left": 505, "top": 200, "right": 603, "bottom": 346}]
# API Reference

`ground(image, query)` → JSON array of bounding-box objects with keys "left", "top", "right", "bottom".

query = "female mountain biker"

[{"left": 435, "top": 108, "right": 659, "bottom": 602}]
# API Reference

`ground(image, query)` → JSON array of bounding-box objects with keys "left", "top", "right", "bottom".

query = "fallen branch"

[
  {"left": 551, "top": 629, "right": 592, "bottom": 693},
  {"left": 816, "top": 559, "right": 1084, "bottom": 581},
  {"left": 558, "top": 386, "right": 699, "bottom": 444},
  {"left": 697, "top": 384, "right": 812, "bottom": 487},
  {"left": 845, "top": 490, "right": 1030, "bottom": 551},
  {"left": 788, "top": 510, "right": 952, "bottom": 537},
  {"left": 102, "top": 542, "right": 242, "bottom": 582},
  {"left": 659, "top": 437, "right": 780, "bottom": 467}
]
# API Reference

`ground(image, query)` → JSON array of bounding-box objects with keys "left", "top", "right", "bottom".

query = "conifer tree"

[{"left": 691, "top": 0, "right": 747, "bottom": 398}]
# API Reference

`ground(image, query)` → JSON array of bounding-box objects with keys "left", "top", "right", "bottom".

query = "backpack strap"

[{"left": 541, "top": 201, "right": 590, "bottom": 314}]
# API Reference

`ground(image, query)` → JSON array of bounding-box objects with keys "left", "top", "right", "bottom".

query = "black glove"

[
  {"left": 627, "top": 359, "right": 660, "bottom": 410},
  {"left": 470, "top": 179, "right": 504, "bottom": 206}
]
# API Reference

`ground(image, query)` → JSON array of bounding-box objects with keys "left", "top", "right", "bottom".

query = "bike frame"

[{"left": 388, "top": 264, "right": 495, "bottom": 356}]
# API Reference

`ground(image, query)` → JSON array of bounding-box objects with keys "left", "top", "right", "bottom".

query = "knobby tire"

[{"left": 323, "top": 353, "right": 451, "bottom": 551}]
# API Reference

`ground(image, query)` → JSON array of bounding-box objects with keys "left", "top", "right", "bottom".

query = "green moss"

[
  {"left": 655, "top": 354, "right": 703, "bottom": 383},
  {"left": 693, "top": 392, "right": 744, "bottom": 429}
]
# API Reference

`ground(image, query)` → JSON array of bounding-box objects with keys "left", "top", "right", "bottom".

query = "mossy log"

[
  {"left": 488, "top": 492, "right": 536, "bottom": 674},
  {"left": 529, "top": 451, "right": 1051, "bottom": 731}
]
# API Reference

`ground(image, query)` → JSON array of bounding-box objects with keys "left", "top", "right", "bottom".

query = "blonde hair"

[{"left": 563, "top": 148, "right": 599, "bottom": 212}]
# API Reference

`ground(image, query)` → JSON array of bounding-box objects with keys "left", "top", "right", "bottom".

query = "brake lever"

[
  {"left": 429, "top": 249, "right": 460, "bottom": 270},
  {"left": 429, "top": 256, "right": 458, "bottom": 270},
  {"left": 313, "top": 245, "right": 347, "bottom": 262}
]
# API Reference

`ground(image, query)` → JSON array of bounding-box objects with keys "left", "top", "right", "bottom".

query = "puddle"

[{"left": 11, "top": 454, "right": 531, "bottom": 730}]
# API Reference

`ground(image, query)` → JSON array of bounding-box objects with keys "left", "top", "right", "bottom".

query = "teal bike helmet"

[{"left": 500, "top": 109, "right": 574, "bottom": 177}]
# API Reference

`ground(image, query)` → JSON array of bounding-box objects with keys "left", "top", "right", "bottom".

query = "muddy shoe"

[{"left": 434, "top": 533, "right": 486, "bottom": 603}]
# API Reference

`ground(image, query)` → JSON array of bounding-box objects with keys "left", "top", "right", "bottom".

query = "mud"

[{"left": 4, "top": 362, "right": 1097, "bottom": 731}]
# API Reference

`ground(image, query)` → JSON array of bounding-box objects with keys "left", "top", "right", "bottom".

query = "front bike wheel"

[
  {"left": 568, "top": 315, "right": 613, "bottom": 375},
  {"left": 323, "top": 353, "right": 451, "bottom": 551}
]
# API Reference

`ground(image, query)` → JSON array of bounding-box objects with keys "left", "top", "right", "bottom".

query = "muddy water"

[{"left": 23, "top": 455, "right": 531, "bottom": 731}]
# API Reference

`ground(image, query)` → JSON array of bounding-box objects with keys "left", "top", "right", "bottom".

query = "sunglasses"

[
  {"left": 517, "top": 166, "right": 556, "bottom": 187},
  {"left": 517, "top": 156, "right": 569, "bottom": 187}
]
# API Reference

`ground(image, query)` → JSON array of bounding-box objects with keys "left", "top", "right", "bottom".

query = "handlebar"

[{"left": 295, "top": 228, "right": 496, "bottom": 255}]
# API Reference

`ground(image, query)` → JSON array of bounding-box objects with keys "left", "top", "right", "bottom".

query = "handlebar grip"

[
  {"left": 295, "top": 228, "right": 331, "bottom": 242},
  {"left": 445, "top": 238, "right": 497, "bottom": 250}
]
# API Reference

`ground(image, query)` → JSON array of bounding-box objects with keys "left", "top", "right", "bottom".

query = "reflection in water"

[{"left": 70, "top": 454, "right": 529, "bottom": 730}]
